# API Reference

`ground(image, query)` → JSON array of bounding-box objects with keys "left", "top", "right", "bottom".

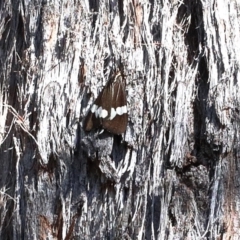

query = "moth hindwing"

[{"left": 84, "top": 72, "right": 127, "bottom": 134}]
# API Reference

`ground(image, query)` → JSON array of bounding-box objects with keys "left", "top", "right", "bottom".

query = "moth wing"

[
  {"left": 103, "top": 113, "right": 128, "bottom": 134},
  {"left": 83, "top": 110, "right": 101, "bottom": 131},
  {"left": 83, "top": 89, "right": 106, "bottom": 131},
  {"left": 84, "top": 73, "right": 128, "bottom": 134},
  {"left": 102, "top": 80, "right": 127, "bottom": 134}
]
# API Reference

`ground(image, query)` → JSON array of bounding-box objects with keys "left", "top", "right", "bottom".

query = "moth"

[{"left": 84, "top": 72, "right": 128, "bottom": 135}]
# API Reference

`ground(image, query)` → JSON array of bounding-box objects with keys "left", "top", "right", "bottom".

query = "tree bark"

[{"left": 0, "top": 0, "right": 239, "bottom": 239}]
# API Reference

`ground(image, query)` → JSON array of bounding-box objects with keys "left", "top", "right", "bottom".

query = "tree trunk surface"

[{"left": 0, "top": 0, "right": 239, "bottom": 239}]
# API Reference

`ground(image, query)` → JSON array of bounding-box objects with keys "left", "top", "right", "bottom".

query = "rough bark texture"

[{"left": 0, "top": 0, "right": 239, "bottom": 239}]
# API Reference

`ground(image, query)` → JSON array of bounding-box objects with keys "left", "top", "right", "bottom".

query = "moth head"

[
  {"left": 113, "top": 71, "right": 127, "bottom": 85},
  {"left": 114, "top": 72, "right": 122, "bottom": 82}
]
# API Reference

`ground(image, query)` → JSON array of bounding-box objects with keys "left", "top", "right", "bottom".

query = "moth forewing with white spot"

[
  {"left": 102, "top": 74, "right": 128, "bottom": 134},
  {"left": 84, "top": 72, "right": 128, "bottom": 135}
]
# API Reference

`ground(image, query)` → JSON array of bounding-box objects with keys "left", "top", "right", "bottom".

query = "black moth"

[{"left": 84, "top": 72, "right": 127, "bottom": 135}]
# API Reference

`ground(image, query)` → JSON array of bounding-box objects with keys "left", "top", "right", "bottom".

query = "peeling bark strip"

[{"left": 0, "top": 0, "right": 240, "bottom": 239}]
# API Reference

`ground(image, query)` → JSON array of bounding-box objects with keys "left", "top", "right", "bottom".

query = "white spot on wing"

[
  {"left": 91, "top": 104, "right": 98, "bottom": 113},
  {"left": 109, "top": 108, "right": 116, "bottom": 120},
  {"left": 101, "top": 109, "right": 108, "bottom": 118},
  {"left": 97, "top": 106, "right": 103, "bottom": 118},
  {"left": 122, "top": 106, "right": 127, "bottom": 114},
  {"left": 94, "top": 106, "right": 100, "bottom": 118},
  {"left": 92, "top": 105, "right": 108, "bottom": 118},
  {"left": 116, "top": 106, "right": 127, "bottom": 115},
  {"left": 108, "top": 106, "right": 127, "bottom": 120}
]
